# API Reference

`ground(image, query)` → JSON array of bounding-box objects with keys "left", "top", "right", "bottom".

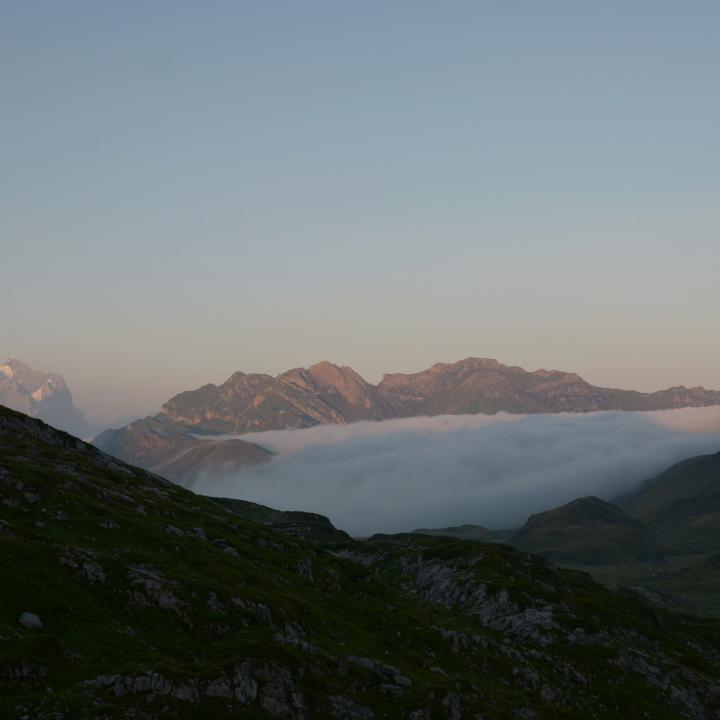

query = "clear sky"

[{"left": 3, "top": 1, "right": 719, "bottom": 424}]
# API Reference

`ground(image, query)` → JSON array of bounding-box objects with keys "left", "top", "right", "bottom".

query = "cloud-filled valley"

[{"left": 190, "top": 407, "right": 720, "bottom": 536}]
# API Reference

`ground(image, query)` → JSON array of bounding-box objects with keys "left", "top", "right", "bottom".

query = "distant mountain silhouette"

[{"left": 0, "top": 358, "right": 89, "bottom": 436}]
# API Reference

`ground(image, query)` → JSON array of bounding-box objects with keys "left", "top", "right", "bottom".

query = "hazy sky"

[{"left": 3, "top": 2, "right": 719, "bottom": 423}]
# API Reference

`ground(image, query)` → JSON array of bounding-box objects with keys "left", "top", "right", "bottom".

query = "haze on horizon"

[{"left": 3, "top": 2, "right": 719, "bottom": 424}]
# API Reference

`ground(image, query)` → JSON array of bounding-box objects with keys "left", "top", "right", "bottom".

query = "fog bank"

[{"left": 192, "top": 407, "right": 720, "bottom": 536}]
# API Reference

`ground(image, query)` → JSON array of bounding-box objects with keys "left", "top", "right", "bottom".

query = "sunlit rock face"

[
  {"left": 153, "top": 357, "right": 720, "bottom": 434},
  {"left": 159, "top": 361, "right": 392, "bottom": 434},
  {"left": 0, "top": 358, "right": 89, "bottom": 436}
]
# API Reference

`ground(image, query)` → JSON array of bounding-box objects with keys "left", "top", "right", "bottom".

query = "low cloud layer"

[{"left": 191, "top": 407, "right": 720, "bottom": 536}]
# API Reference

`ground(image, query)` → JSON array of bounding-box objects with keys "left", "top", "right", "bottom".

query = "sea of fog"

[{"left": 190, "top": 407, "right": 720, "bottom": 536}]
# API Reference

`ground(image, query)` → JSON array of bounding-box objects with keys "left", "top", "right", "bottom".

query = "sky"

[{"left": 2, "top": 1, "right": 719, "bottom": 424}]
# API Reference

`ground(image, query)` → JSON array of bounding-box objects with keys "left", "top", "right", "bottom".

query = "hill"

[
  {"left": 618, "top": 450, "right": 720, "bottom": 552},
  {"left": 94, "top": 356, "right": 720, "bottom": 469},
  {"left": 3, "top": 406, "right": 720, "bottom": 717},
  {"left": 93, "top": 415, "right": 272, "bottom": 486},
  {"left": 411, "top": 524, "right": 511, "bottom": 543},
  {"left": 509, "top": 496, "right": 665, "bottom": 565},
  {"left": 214, "top": 497, "right": 351, "bottom": 542},
  {"left": 152, "top": 440, "right": 273, "bottom": 489}
]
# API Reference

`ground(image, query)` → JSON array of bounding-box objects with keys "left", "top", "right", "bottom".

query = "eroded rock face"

[{"left": 398, "top": 554, "right": 557, "bottom": 645}]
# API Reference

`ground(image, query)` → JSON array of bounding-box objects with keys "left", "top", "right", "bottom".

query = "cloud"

[{"left": 190, "top": 407, "right": 720, "bottom": 536}]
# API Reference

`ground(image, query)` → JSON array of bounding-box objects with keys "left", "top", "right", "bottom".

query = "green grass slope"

[
  {"left": 509, "top": 496, "right": 665, "bottom": 565},
  {"left": 411, "top": 524, "right": 512, "bottom": 543},
  {"left": 619, "top": 451, "right": 720, "bottom": 552},
  {"left": 213, "top": 497, "right": 351, "bottom": 542},
  {"left": 2, "top": 406, "right": 720, "bottom": 719}
]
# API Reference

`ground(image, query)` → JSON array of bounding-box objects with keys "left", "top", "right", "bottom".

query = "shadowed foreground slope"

[{"left": 2, "top": 406, "right": 720, "bottom": 719}]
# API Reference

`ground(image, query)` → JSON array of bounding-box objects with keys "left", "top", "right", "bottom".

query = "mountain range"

[
  {"left": 94, "top": 357, "right": 720, "bottom": 479},
  {"left": 148, "top": 357, "right": 720, "bottom": 431},
  {"left": 4, "top": 404, "right": 720, "bottom": 718},
  {"left": 0, "top": 358, "right": 90, "bottom": 436}
]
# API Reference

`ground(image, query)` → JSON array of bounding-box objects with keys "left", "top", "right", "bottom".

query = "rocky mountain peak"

[
  {"left": 428, "top": 357, "right": 504, "bottom": 375},
  {"left": 278, "top": 367, "right": 317, "bottom": 391},
  {"left": 307, "top": 361, "right": 369, "bottom": 391},
  {"left": 0, "top": 358, "right": 88, "bottom": 436}
]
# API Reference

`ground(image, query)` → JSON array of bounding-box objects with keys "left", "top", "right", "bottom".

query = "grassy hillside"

[
  {"left": 567, "top": 553, "right": 720, "bottom": 619},
  {"left": 618, "top": 451, "right": 720, "bottom": 552},
  {"left": 411, "top": 524, "right": 512, "bottom": 543},
  {"left": 2, "top": 406, "right": 720, "bottom": 718},
  {"left": 509, "top": 496, "right": 665, "bottom": 565},
  {"left": 214, "top": 497, "right": 351, "bottom": 542}
]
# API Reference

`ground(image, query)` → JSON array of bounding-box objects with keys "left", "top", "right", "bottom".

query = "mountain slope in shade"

[
  {"left": 4, "top": 406, "right": 720, "bottom": 718},
  {"left": 411, "top": 524, "right": 512, "bottom": 543},
  {"left": 509, "top": 496, "right": 665, "bottom": 565},
  {"left": 93, "top": 416, "right": 271, "bottom": 487},
  {"left": 618, "top": 450, "right": 720, "bottom": 552},
  {"left": 152, "top": 439, "right": 273, "bottom": 488},
  {"left": 94, "top": 357, "right": 720, "bottom": 469},
  {"left": 0, "top": 358, "right": 89, "bottom": 436}
]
